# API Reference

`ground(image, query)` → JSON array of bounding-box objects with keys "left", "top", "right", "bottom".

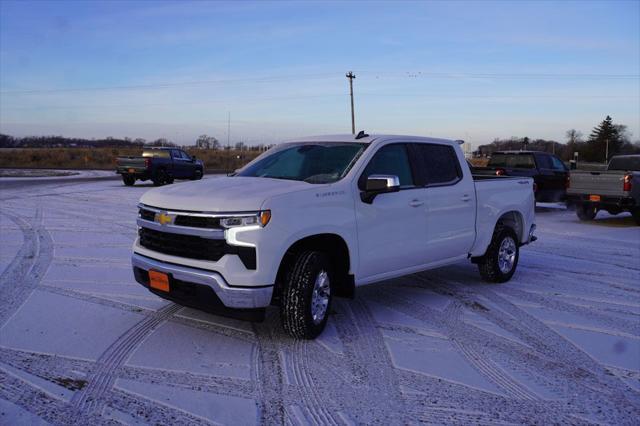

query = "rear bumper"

[
  {"left": 131, "top": 253, "right": 272, "bottom": 318},
  {"left": 116, "top": 167, "right": 150, "bottom": 178},
  {"left": 566, "top": 194, "right": 635, "bottom": 209}
]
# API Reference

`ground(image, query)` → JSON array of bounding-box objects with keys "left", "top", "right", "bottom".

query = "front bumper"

[{"left": 132, "top": 253, "right": 273, "bottom": 318}]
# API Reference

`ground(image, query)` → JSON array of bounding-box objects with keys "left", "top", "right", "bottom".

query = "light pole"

[
  {"left": 605, "top": 137, "right": 609, "bottom": 163},
  {"left": 346, "top": 71, "right": 356, "bottom": 134}
]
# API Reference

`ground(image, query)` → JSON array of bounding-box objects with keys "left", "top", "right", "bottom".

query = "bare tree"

[{"left": 565, "top": 129, "right": 583, "bottom": 145}]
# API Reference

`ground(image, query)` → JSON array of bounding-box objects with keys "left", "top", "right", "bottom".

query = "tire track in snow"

[
  {"left": 288, "top": 340, "right": 340, "bottom": 425},
  {"left": 71, "top": 303, "right": 181, "bottom": 414},
  {"left": 413, "top": 273, "right": 640, "bottom": 420},
  {"left": 445, "top": 300, "right": 539, "bottom": 402},
  {"left": 370, "top": 286, "right": 540, "bottom": 402},
  {"left": 331, "top": 298, "right": 407, "bottom": 424},
  {"left": 0, "top": 207, "right": 53, "bottom": 328},
  {"left": 252, "top": 311, "right": 287, "bottom": 425}
]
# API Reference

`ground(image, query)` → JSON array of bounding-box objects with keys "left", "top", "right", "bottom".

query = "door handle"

[
  {"left": 409, "top": 199, "right": 424, "bottom": 207},
  {"left": 461, "top": 194, "right": 471, "bottom": 202}
]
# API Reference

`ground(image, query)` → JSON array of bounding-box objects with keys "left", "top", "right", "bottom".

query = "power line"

[
  {"left": 2, "top": 71, "right": 637, "bottom": 95},
  {"left": 0, "top": 72, "right": 342, "bottom": 95},
  {"left": 2, "top": 93, "right": 637, "bottom": 111}
]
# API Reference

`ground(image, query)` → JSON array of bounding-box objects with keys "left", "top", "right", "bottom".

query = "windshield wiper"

[{"left": 261, "top": 175, "right": 302, "bottom": 182}]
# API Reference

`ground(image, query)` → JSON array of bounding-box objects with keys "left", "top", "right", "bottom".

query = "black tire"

[
  {"left": 576, "top": 203, "right": 597, "bottom": 221},
  {"left": 281, "top": 251, "right": 333, "bottom": 339},
  {"left": 122, "top": 175, "right": 135, "bottom": 186},
  {"left": 191, "top": 169, "right": 203, "bottom": 180},
  {"left": 632, "top": 208, "right": 640, "bottom": 226},
  {"left": 477, "top": 227, "right": 520, "bottom": 283},
  {"left": 153, "top": 169, "right": 167, "bottom": 186}
]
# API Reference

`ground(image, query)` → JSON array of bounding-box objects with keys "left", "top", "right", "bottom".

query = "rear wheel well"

[
  {"left": 273, "top": 234, "right": 354, "bottom": 303},
  {"left": 471, "top": 211, "right": 524, "bottom": 264},
  {"left": 495, "top": 211, "right": 524, "bottom": 243}
]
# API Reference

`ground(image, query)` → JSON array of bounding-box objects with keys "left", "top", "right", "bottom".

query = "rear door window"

[
  {"left": 412, "top": 143, "right": 462, "bottom": 186},
  {"left": 550, "top": 156, "right": 566, "bottom": 171}
]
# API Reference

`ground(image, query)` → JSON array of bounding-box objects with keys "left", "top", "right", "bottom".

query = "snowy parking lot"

[{"left": 0, "top": 175, "right": 639, "bottom": 425}]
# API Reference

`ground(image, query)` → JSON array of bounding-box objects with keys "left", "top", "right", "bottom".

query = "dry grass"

[
  {"left": 468, "top": 157, "right": 489, "bottom": 167},
  {"left": 0, "top": 148, "right": 260, "bottom": 172}
]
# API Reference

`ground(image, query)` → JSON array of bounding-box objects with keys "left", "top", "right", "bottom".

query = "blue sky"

[{"left": 1, "top": 0, "right": 638, "bottom": 147}]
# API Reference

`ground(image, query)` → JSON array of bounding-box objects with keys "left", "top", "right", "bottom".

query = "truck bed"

[{"left": 470, "top": 175, "right": 536, "bottom": 256}]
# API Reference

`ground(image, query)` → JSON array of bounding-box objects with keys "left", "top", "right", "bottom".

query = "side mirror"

[
  {"left": 361, "top": 174, "right": 400, "bottom": 204},
  {"left": 191, "top": 155, "right": 197, "bottom": 162}
]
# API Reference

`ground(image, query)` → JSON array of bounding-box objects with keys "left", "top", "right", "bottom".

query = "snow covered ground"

[{"left": 0, "top": 176, "right": 638, "bottom": 425}]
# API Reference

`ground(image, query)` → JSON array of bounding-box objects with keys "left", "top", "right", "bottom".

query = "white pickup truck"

[{"left": 132, "top": 134, "right": 536, "bottom": 339}]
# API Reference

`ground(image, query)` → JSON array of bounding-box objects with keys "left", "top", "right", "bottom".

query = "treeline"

[
  {"left": 0, "top": 147, "right": 260, "bottom": 171},
  {"left": 0, "top": 134, "right": 152, "bottom": 148},
  {"left": 476, "top": 115, "right": 640, "bottom": 162},
  {"left": 0, "top": 133, "right": 273, "bottom": 151}
]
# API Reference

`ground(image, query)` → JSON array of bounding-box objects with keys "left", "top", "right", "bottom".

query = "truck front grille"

[
  {"left": 138, "top": 227, "right": 256, "bottom": 269},
  {"left": 173, "top": 215, "right": 221, "bottom": 228},
  {"left": 138, "top": 207, "right": 221, "bottom": 229}
]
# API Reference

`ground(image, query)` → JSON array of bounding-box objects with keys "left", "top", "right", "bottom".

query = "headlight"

[{"left": 219, "top": 210, "right": 271, "bottom": 228}]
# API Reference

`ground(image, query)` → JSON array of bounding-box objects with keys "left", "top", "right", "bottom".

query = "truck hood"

[{"left": 140, "top": 176, "right": 316, "bottom": 212}]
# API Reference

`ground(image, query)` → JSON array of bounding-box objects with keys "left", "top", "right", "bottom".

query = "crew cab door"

[
  {"left": 534, "top": 153, "right": 568, "bottom": 201},
  {"left": 354, "top": 143, "right": 428, "bottom": 280},
  {"left": 171, "top": 149, "right": 191, "bottom": 178},
  {"left": 411, "top": 143, "right": 476, "bottom": 262}
]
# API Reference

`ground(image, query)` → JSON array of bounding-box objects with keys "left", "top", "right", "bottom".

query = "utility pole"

[
  {"left": 346, "top": 71, "right": 356, "bottom": 134},
  {"left": 605, "top": 137, "right": 609, "bottom": 163}
]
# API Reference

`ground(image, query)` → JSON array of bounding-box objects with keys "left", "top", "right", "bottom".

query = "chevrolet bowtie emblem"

[{"left": 156, "top": 212, "right": 173, "bottom": 225}]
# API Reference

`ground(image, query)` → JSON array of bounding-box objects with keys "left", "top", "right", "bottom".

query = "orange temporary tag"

[
  {"left": 589, "top": 195, "right": 601, "bottom": 202},
  {"left": 149, "top": 270, "right": 170, "bottom": 292}
]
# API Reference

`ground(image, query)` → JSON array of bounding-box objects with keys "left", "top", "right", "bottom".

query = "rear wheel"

[
  {"left": 477, "top": 227, "right": 519, "bottom": 283},
  {"left": 281, "top": 251, "right": 333, "bottom": 339},
  {"left": 576, "top": 203, "right": 597, "bottom": 221},
  {"left": 122, "top": 175, "right": 135, "bottom": 186},
  {"left": 153, "top": 169, "right": 168, "bottom": 186}
]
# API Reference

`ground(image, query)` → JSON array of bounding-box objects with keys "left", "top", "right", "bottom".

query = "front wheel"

[
  {"left": 576, "top": 203, "right": 597, "bottom": 221},
  {"left": 191, "top": 169, "right": 203, "bottom": 180},
  {"left": 477, "top": 227, "right": 519, "bottom": 283},
  {"left": 122, "top": 175, "right": 135, "bottom": 186},
  {"left": 632, "top": 208, "right": 640, "bottom": 226},
  {"left": 281, "top": 251, "right": 333, "bottom": 339}
]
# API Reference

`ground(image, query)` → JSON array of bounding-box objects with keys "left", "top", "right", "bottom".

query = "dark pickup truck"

[
  {"left": 474, "top": 151, "right": 569, "bottom": 202},
  {"left": 116, "top": 148, "right": 204, "bottom": 186}
]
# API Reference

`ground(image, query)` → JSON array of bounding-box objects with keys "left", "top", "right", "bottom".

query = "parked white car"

[{"left": 132, "top": 134, "right": 537, "bottom": 338}]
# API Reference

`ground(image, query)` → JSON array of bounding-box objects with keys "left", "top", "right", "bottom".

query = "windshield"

[
  {"left": 488, "top": 153, "right": 536, "bottom": 169},
  {"left": 608, "top": 156, "right": 640, "bottom": 171},
  {"left": 237, "top": 142, "right": 366, "bottom": 184}
]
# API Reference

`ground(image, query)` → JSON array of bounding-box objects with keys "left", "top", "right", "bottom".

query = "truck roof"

[{"left": 287, "top": 133, "right": 458, "bottom": 146}]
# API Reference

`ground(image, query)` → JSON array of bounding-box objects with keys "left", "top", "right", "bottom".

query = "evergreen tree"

[{"left": 587, "top": 115, "right": 623, "bottom": 162}]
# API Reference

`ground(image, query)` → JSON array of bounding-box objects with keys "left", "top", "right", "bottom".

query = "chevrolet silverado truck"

[
  {"left": 567, "top": 154, "right": 640, "bottom": 224},
  {"left": 474, "top": 151, "right": 569, "bottom": 202},
  {"left": 131, "top": 134, "right": 536, "bottom": 339},
  {"left": 116, "top": 148, "right": 204, "bottom": 186}
]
